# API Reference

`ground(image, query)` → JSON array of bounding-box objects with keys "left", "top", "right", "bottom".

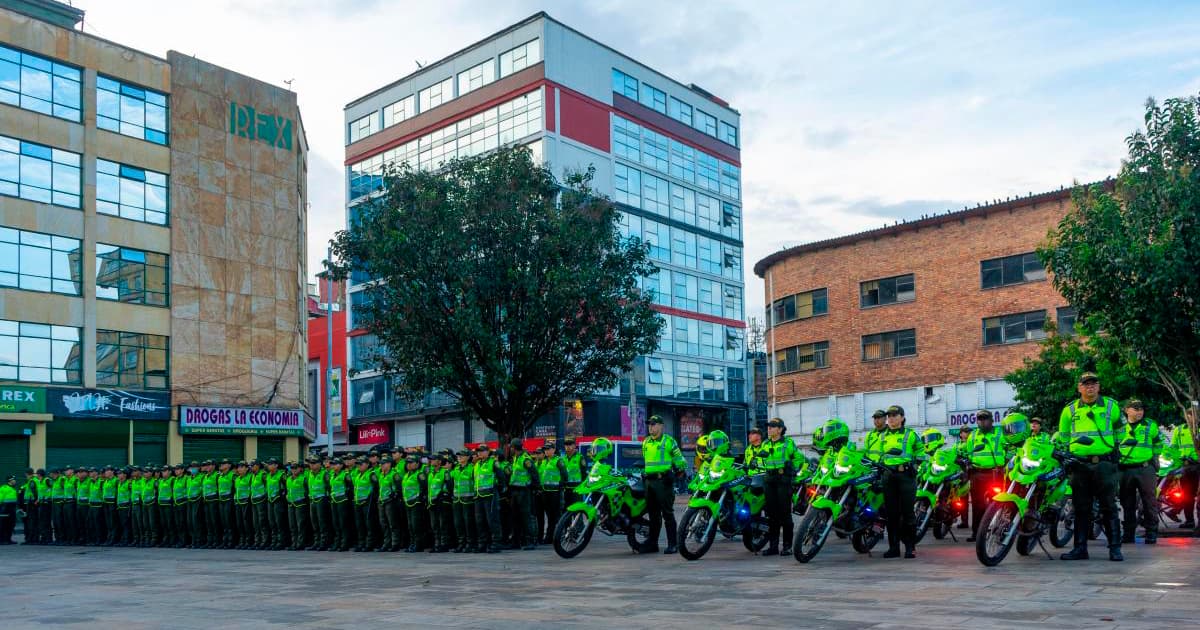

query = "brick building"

[{"left": 753, "top": 188, "right": 1086, "bottom": 443}]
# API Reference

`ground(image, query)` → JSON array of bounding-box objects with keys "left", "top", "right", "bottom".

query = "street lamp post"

[{"left": 324, "top": 245, "right": 335, "bottom": 458}]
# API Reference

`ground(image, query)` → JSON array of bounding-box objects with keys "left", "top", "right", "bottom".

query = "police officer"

[
  {"left": 864, "top": 410, "right": 888, "bottom": 462},
  {"left": 450, "top": 449, "right": 477, "bottom": 552},
  {"left": 100, "top": 466, "right": 118, "bottom": 545},
  {"left": 169, "top": 464, "right": 187, "bottom": 547},
  {"left": 537, "top": 444, "right": 565, "bottom": 544},
  {"left": 327, "top": 458, "right": 353, "bottom": 551},
  {"left": 19, "top": 468, "right": 37, "bottom": 544},
  {"left": 642, "top": 415, "right": 686, "bottom": 554},
  {"left": 428, "top": 454, "right": 454, "bottom": 552},
  {"left": 1059, "top": 372, "right": 1124, "bottom": 561},
  {"left": 35, "top": 469, "right": 51, "bottom": 543},
  {"left": 507, "top": 438, "right": 539, "bottom": 550},
  {"left": 265, "top": 458, "right": 288, "bottom": 550},
  {"left": 61, "top": 465, "right": 77, "bottom": 545},
  {"left": 1117, "top": 399, "right": 1163, "bottom": 544},
  {"left": 285, "top": 462, "right": 309, "bottom": 550},
  {"left": 74, "top": 467, "right": 91, "bottom": 545},
  {"left": 401, "top": 455, "right": 428, "bottom": 552},
  {"left": 306, "top": 457, "right": 331, "bottom": 551},
  {"left": 216, "top": 459, "right": 236, "bottom": 548},
  {"left": 744, "top": 426, "right": 765, "bottom": 467},
  {"left": 880, "top": 405, "right": 923, "bottom": 558},
  {"left": 184, "top": 462, "right": 204, "bottom": 548},
  {"left": 0, "top": 475, "right": 17, "bottom": 543},
  {"left": 561, "top": 438, "right": 586, "bottom": 507},
  {"left": 758, "top": 418, "right": 800, "bottom": 556},
  {"left": 233, "top": 461, "right": 253, "bottom": 549},
  {"left": 114, "top": 468, "right": 133, "bottom": 546},
  {"left": 1170, "top": 408, "right": 1198, "bottom": 530},
  {"left": 248, "top": 460, "right": 269, "bottom": 550},
  {"left": 473, "top": 444, "right": 505, "bottom": 553},
  {"left": 963, "top": 410, "right": 1005, "bottom": 542},
  {"left": 376, "top": 455, "right": 401, "bottom": 552}
]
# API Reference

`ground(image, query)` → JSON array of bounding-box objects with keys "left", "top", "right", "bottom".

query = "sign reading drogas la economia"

[{"left": 180, "top": 406, "right": 305, "bottom": 436}]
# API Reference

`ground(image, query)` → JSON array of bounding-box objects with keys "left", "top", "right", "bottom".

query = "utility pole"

[{"left": 324, "top": 245, "right": 335, "bottom": 457}]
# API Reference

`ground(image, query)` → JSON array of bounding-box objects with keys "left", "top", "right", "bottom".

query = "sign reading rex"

[
  {"left": 229, "top": 102, "right": 293, "bottom": 151},
  {"left": 0, "top": 386, "right": 44, "bottom": 413}
]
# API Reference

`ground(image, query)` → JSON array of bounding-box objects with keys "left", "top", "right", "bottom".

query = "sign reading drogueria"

[{"left": 180, "top": 406, "right": 305, "bottom": 435}]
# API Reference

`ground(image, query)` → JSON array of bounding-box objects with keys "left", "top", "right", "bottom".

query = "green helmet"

[
  {"left": 813, "top": 418, "right": 849, "bottom": 452},
  {"left": 589, "top": 437, "right": 613, "bottom": 461},
  {"left": 921, "top": 428, "right": 945, "bottom": 454},
  {"left": 706, "top": 430, "right": 730, "bottom": 456},
  {"left": 1002, "top": 413, "right": 1030, "bottom": 447}
]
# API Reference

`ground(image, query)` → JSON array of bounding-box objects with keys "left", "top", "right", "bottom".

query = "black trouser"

[
  {"left": 116, "top": 507, "right": 131, "bottom": 544},
  {"left": 218, "top": 498, "right": 234, "bottom": 546},
  {"left": 1179, "top": 467, "right": 1199, "bottom": 525},
  {"left": 538, "top": 489, "right": 561, "bottom": 542},
  {"left": 38, "top": 503, "right": 51, "bottom": 542},
  {"left": 63, "top": 500, "right": 76, "bottom": 543},
  {"left": 1071, "top": 459, "right": 1120, "bottom": 549},
  {"left": 884, "top": 467, "right": 917, "bottom": 552},
  {"left": 188, "top": 501, "right": 203, "bottom": 546},
  {"left": 103, "top": 503, "right": 117, "bottom": 544},
  {"left": 509, "top": 487, "right": 538, "bottom": 547},
  {"left": 430, "top": 501, "right": 452, "bottom": 549},
  {"left": 0, "top": 502, "right": 14, "bottom": 542},
  {"left": 74, "top": 503, "right": 89, "bottom": 543},
  {"left": 1120, "top": 463, "right": 1158, "bottom": 537},
  {"left": 174, "top": 505, "right": 189, "bottom": 545},
  {"left": 454, "top": 499, "right": 477, "bottom": 549},
  {"left": 475, "top": 493, "right": 503, "bottom": 548},
  {"left": 236, "top": 503, "right": 252, "bottom": 545},
  {"left": 356, "top": 500, "right": 377, "bottom": 550},
  {"left": 406, "top": 502, "right": 427, "bottom": 550},
  {"left": 269, "top": 500, "right": 288, "bottom": 547},
  {"left": 645, "top": 475, "right": 678, "bottom": 549},
  {"left": 969, "top": 468, "right": 1003, "bottom": 536},
  {"left": 329, "top": 499, "right": 352, "bottom": 549},
  {"left": 308, "top": 498, "right": 330, "bottom": 548},
  {"left": 764, "top": 476, "right": 792, "bottom": 549},
  {"left": 89, "top": 506, "right": 104, "bottom": 543},
  {"left": 129, "top": 504, "right": 141, "bottom": 545},
  {"left": 378, "top": 498, "right": 401, "bottom": 550},
  {"left": 23, "top": 502, "right": 36, "bottom": 542},
  {"left": 288, "top": 502, "right": 309, "bottom": 549},
  {"left": 51, "top": 502, "right": 63, "bottom": 542},
  {"left": 204, "top": 499, "right": 220, "bottom": 545},
  {"left": 252, "top": 501, "right": 269, "bottom": 547}
]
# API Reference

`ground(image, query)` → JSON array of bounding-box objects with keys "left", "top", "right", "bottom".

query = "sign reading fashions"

[
  {"left": 229, "top": 102, "right": 293, "bottom": 151},
  {"left": 47, "top": 388, "right": 171, "bottom": 420},
  {"left": 0, "top": 385, "right": 45, "bottom": 413},
  {"left": 180, "top": 406, "right": 305, "bottom": 436}
]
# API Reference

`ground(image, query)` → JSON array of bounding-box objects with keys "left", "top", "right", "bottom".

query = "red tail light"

[
  {"left": 1174, "top": 491, "right": 1184, "bottom": 499},
  {"left": 953, "top": 500, "right": 964, "bottom": 508},
  {"left": 991, "top": 486, "right": 1002, "bottom": 495},
  {"left": 807, "top": 487, "right": 817, "bottom": 497}
]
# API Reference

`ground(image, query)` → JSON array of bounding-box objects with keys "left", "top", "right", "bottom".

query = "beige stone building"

[{"left": 0, "top": 0, "right": 309, "bottom": 478}]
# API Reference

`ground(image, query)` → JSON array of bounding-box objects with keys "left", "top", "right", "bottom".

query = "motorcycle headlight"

[
  {"left": 1159, "top": 457, "right": 1173, "bottom": 469},
  {"left": 820, "top": 466, "right": 829, "bottom": 475},
  {"left": 709, "top": 470, "right": 723, "bottom": 479},
  {"left": 931, "top": 463, "right": 947, "bottom": 474},
  {"left": 587, "top": 474, "right": 601, "bottom": 483},
  {"left": 834, "top": 464, "right": 851, "bottom": 475},
  {"left": 1020, "top": 457, "right": 1039, "bottom": 471}
]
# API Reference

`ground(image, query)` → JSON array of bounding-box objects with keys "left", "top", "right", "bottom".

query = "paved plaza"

[{"left": 3, "top": 528, "right": 1198, "bottom": 629}]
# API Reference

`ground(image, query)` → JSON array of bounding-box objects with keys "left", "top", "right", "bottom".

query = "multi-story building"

[
  {"left": 306, "top": 278, "right": 348, "bottom": 448},
  {"left": 343, "top": 12, "right": 746, "bottom": 452},
  {"left": 753, "top": 189, "right": 1085, "bottom": 444},
  {"left": 0, "top": 0, "right": 311, "bottom": 480}
]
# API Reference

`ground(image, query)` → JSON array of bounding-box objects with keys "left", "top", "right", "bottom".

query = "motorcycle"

[
  {"left": 677, "top": 456, "right": 769, "bottom": 560},
  {"left": 1156, "top": 448, "right": 1195, "bottom": 526},
  {"left": 913, "top": 447, "right": 968, "bottom": 543},
  {"left": 553, "top": 461, "right": 651, "bottom": 558},
  {"left": 792, "top": 446, "right": 887, "bottom": 563},
  {"left": 975, "top": 438, "right": 1082, "bottom": 566},
  {"left": 792, "top": 460, "right": 818, "bottom": 516}
]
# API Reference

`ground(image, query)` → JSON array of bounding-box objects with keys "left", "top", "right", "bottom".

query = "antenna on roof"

[{"left": 415, "top": 60, "right": 426, "bottom": 69}]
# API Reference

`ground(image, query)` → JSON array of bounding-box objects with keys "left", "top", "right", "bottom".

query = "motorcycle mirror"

[
  {"left": 972, "top": 444, "right": 987, "bottom": 452},
  {"left": 1074, "top": 436, "right": 1095, "bottom": 446},
  {"left": 886, "top": 448, "right": 903, "bottom": 456}
]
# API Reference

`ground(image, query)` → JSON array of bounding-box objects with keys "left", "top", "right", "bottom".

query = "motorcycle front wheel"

[
  {"left": 626, "top": 515, "right": 651, "bottom": 552},
  {"left": 678, "top": 507, "right": 717, "bottom": 560},
  {"left": 976, "top": 502, "right": 1019, "bottom": 567},
  {"left": 1049, "top": 500, "right": 1074, "bottom": 548},
  {"left": 932, "top": 519, "right": 950, "bottom": 540},
  {"left": 851, "top": 523, "right": 883, "bottom": 553},
  {"left": 793, "top": 507, "right": 832, "bottom": 563},
  {"left": 742, "top": 515, "right": 769, "bottom": 552},
  {"left": 553, "top": 511, "right": 596, "bottom": 559},
  {"left": 1015, "top": 534, "right": 1036, "bottom": 556},
  {"left": 913, "top": 497, "right": 933, "bottom": 544}
]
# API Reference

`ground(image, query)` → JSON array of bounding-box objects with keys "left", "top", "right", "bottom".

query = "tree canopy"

[{"left": 328, "top": 146, "right": 663, "bottom": 439}]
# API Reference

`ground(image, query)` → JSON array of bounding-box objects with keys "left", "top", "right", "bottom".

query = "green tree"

[
  {"left": 1006, "top": 318, "right": 1176, "bottom": 424},
  {"left": 328, "top": 146, "right": 662, "bottom": 440},
  {"left": 1040, "top": 94, "right": 1200, "bottom": 421}
]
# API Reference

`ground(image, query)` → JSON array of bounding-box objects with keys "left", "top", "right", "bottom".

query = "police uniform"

[
  {"left": 285, "top": 463, "right": 310, "bottom": 550},
  {"left": 376, "top": 457, "right": 402, "bottom": 552},
  {"left": 757, "top": 419, "right": 801, "bottom": 555},
  {"left": 401, "top": 456, "right": 428, "bottom": 552},
  {"left": 473, "top": 445, "right": 505, "bottom": 553},
  {"left": 880, "top": 405, "right": 924, "bottom": 558},
  {"left": 537, "top": 446, "right": 565, "bottom": 544},
  {"left": 233, "top": 463, "right": 254, "bottom": 549},
  {"left": 1059, "top": 373, "right": 1124, "bottom": 561},
  {"left": 561, "top": 439, "right": 587, "bottom": 508},
  {"left": 327, "top": 459, "right": 353, "bottom": 551},
  {"left": 1170, "top": 420, "right": 1198, "bottom": 528},
  {"left": 963, "top": 411, "right": 1006, "bottom": 540},
  {"left": 450, "top": 450, "right": 477, "bottom": 552},
  {"left": 265, "top": 460, "right": 289, "bottom": 549},
  {"left": 507, "top": 439, "right": 539, "bottom": 549},
  {"left": 249, "top": 462, "right": 270, "bottom": 549},
  {"left": 1117, "top": 400, "right": 1163, "bottom": 543},
  {"left": 642, "top": 415, "right": 686, "bottom": 554},
  {"left": 0, "top": 476, "right": 17, "bottom": 543},
  {"left": 306, "top": 459, "right": 332, "bottom": 550},
  {"left": 427, "top": 456, "right": 452, "bottom": 552}
]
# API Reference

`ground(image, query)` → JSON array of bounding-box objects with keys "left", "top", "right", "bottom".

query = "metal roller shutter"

[
  {"left": 256, "top": 437, "right": 284, "bottom": 462},
  {"left": 46, "top": 419, "right": 129, "bottom": 469},
  {"left": 182, "top": 436, "right": 245, "bottom": 463},
  {"left": 47, "top": 447, "right": 127, "bottom": 470},
  {"left": 432, "top": 418, "right": 464, "bottom": 451},
  {"left": 133, "top": 421, "right": 168, "bottom": 466},
  {"left": 0, "top": 436, "right": 29, "bottom": 483}
]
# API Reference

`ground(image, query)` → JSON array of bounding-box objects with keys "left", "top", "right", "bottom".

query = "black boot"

[
  {"left": 1107, "top": 516, "right": 1123, "bottom": 561},
  {"left": 1061, "top": 523, "right": 1089, "bottom": 560}
]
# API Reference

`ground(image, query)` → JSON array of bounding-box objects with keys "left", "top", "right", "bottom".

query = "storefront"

[
  {"left": 351, "top": 421, "right": 391, "bottom": 447},
  {"left": 43, "top": 388, "right": 172, "bottom": 470},
  {"left": 179, "top": 405, "right": 308, "bottom": 463},
  {"left": 0, "top": 385, "right": 47, "bottom": 481}
]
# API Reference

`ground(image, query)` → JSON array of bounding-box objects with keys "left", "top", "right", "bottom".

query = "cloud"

[{"left": 802, "top": 126, "right": 851, "bottom": 149}]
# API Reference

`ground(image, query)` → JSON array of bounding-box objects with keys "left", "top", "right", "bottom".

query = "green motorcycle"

[
  {"left": 553, "top": 438, "right": 651, "bottom": 559},
  {"left": 792, "top": 445, "right": 887, "bottom": 563},
  {"left": 792, "top": 456, "right": 819, "bottom": 516},
  {"left": 974, "top": 438, "right": 1082, "bottom": 566},
  {"left": 913, "top": 447, "right": 969, "bottom": 543},
  {"left": 677, "top": 447, "right": 769, "bottom": 560}
]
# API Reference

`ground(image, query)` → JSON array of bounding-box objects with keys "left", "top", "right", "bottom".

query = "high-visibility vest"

[
  {"left": 306, "top": 470, "right": 328, "bottom": 499},
  {"left": 285, "top": 474, "right": 307, "bottom": 505},
  {"left": 539, "top": 458, "right": 562, "bottom": 489},
  {"left": 156, "top": 478, "right": 173, "bottom": 505},
  {"left": 354, "top": 469, "right": 376, "bottom": 503},
  {"left": 451, "top": 465, "right": 474, "bottom": 501},
  {"left": 172, "top": 476, "right": 189, "bottom": 502},
  {"left": 510, "top": 453, "right": 533, "bottom": 487},
  {"left": 266, "top": 471, "right": 285, "bottom": 501},
  {"left": 116, "top": 479, "right": 133, "bottom": 506},
  {"left": 428, "top": 468, "right": 447, "bottom": 503},
  {"left": 402, "top": 469, "right": 424, "bottom": 506},
  {"left": 329, "top": 470, "right": 350, "bottom": 502},
  {"left": 968, "top": 427, "right": 1006, "bottom": 469},
  {"left": 234, "top": 474, "right": 252, "bottom": 503},
  {"left": 760, "top": 438, "right": 796, "bottom": 471},
  {"left": 563, "top": 453, "right": 584, "bottom": 484},
  {"left": 251, "top": 472, "right": 267, "bottom": 502},
  {"left": 1118, "top": 419, "right": 1161, "bottom": 464},
  {"left": 217, "top": 471, "right": 234, "bottom": 498},
  {"left": 881, "top": 429, "right": 921, "bottom": 466},
  {"left": 1060, "top": 397, "right": 1120, "bottom": 456},
  {"left": 643, "top": 434, "right": 683, "bottom": 474},
  {"left": 377, "top": 469, "right": 398, "bottom": 503},
  {"left": 474, "top": 459, "right": 496, "bottom": 497}
]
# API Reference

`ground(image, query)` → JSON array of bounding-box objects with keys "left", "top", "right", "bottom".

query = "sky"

[{"left": 74, "top": 0, "right": 1200, "bottom": 321}]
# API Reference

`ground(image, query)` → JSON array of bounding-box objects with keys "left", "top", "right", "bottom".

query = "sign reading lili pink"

[{"left": 180, "top": 405, "right": 305, "bottom": 436}]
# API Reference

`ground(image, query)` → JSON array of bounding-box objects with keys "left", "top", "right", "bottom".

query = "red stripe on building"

[
  {"left": 652, "top": 304, "right": 746, "bottom": 329},
  {"left": 545, "top": 86, "right": 556, "bottom": 132},
  {"left": 557, "top": 88, "right": 610, "bottom": 152}
]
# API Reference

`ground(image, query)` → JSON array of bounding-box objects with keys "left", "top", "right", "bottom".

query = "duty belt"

[{"left": 644, "top": 472, "right": 668, "bottom": 480}]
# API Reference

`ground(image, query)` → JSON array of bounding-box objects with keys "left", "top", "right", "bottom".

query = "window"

[
  {"left": 96, "top": 76, "right": 167, "bottom": 144},
  {"left": 642, "top": 219, "right": 669, "bottom": 262},
  {"left": 697, "top": 235, "right": 720, "bottom": 275},
  {"left": 457, "top": 59, "right": 496, "bottom": 96},
  {"left": 698, "top": 277, "right": 721, "bottom": 316},
  {"left": 642, "top": 172, "right": 670, "bottom": 216},
  {"left": 727, "top": 367, "right": 746, "bottom": 403},
  {"left": 95, "top": 244, "right": 168, "bottom": 306},
  {"left": 499, "top": 39, "right": 541, "bottom": 78},
  {"left": 771, "top": 288, "right": 828, "bottom": 325},
  {"left": 96, "top": 159, "right": 168, "bottom": 225},
  {"left": 640, "top": 83, "right": 667, "bottom": 114},
  {"left": 981, "top": 252, "right": 1046, "bottom": 289},
  {"left": 348, "top": 287, "right": 380, "bottom": 329},
  {"left": 614, "top": 163, "right": 641, "bottom": 207},
  {"left": 668, "top": 97, "right": 693, "bottom": 126},
  {"left": 0, "top": 44, "right": 81, "bottom": 121},
  {"left": 0, "top": 227, "right": 80, "bottom": 295},
  {"left": 860, "top": 273, "right": 915, "bottom": 307},
  {"left": 776, "top": 341, "right": 829, "bottom": 373},
  {"left": 612, "top": 68, "right": 638, "bottom": 99},
  {"left": 725, "top": 328, "right": 743, "bottom": 361},
  {"left": 96, "top": 330, "right": 169, "bottom": 389},
  {"left": 418, "top": 77, "right": 454, "bottom": 112},
  {"left": 1056, "top": 306, "right": 1077, "bottom": 336},
  {"left": 672, "top": 273, "right": 698, "bottom": 312},
  {"left": 671, "top": 228, "right": 697, "bottom": 268},
  {"left": 350, "top": 333, "right": 382, "bottom": 372},
  {"left": 383, "top": 95, "right": 415, "bottom": 128},
  {"left": 352, "top": 375, "right": 395, "bottom": 418},
  {"left": 0, "top": 134, "right": 80, "bottom": 208},
  {"left": 862, "top": 329, "right": 916, "bottom": 361},
  {"left": 983, "top": 311, "right": 1047, "bottom": 346},
  {"left": 719, "top": 161, "right": 741, "bottom": 200},
  {"left": 723, "top": 285, "right": 743, "bottom": 320},
  {"left": 348, "top": 112, "right": 379, "bottom": 143},
  {"left": 612, "top": 117, "right": 640, "bottom": 161},
  {"left": 696, "top": 109, "right": 718, "bottom": 137},
  {"left": 0, "top": 319, "right": 80, "bottom": 383},
  {"left": 722, "top": 244, "right": 742, "bottom": 281},
  {"left": 719, "top": 121, "right": 738, "bottom": 147},
  {"left": 641, "top": 126, "right": 669, "bottom": 173},
  {"left": 669, "top": 139, "right": 696, "bottom": 184}
]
